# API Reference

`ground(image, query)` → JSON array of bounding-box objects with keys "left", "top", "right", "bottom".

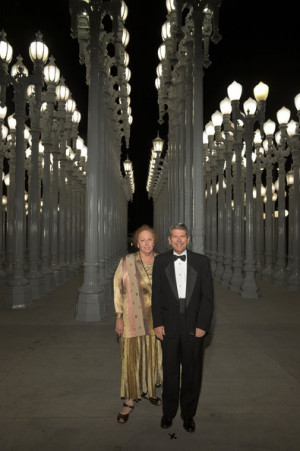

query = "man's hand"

[
  {"left": 115, "top": 318, "right": 124, "bottom": 337},
  {"left": 195, "top": 328, "right": 206, "bottom": 338},
  {"left": 154, "top": 326, "right": 165, "bottom": 341}
]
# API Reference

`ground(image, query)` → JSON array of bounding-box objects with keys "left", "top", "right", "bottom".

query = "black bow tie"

[{"left": 173, "top": 254, "right": 186, "bottom": 262}]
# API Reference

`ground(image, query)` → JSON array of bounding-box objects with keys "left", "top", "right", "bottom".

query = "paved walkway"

[{"left": 0, "top": 273, "right": 300, "bottom": 451}]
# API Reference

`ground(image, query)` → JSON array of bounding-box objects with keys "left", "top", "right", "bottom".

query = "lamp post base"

[
  {"left": 28, "top": 274, "right": 45, "bottom": 300},
  {"left": 5, "top": 282, "right": 32, "bottom": 309},
  {"left": 0, "top": 270, "right": 6, "bottom": 285},
  {"left": 75, "top": 289, "right": 105, "bottom": 322},
  {"left": 273, "top": 268, "right": 286, "bottom": 286},
  {"left": 221, "top": 265, "right": 233, "bottom": 287},
  {"left": 41, "top": 270, "right": 56, "bottom": 293},
  {"left": 229, "top": 261, "right": 243, "bottom": 292},
  {"left": 240, "top": 275, "right": 260, "bottom": 299},
  {"left": 214, "top": 263, "right": 224, "bottom": 282},
  {"left": 288, "top": 272, "right": 300, "bottom": 291},
  {"left": 262, "top": 265, "right": 273, "bottom": 280}
]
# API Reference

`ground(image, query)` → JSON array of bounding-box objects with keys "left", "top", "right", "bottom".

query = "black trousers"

[{"left": 161, "top": 314, "right": 204, "bottom": 420}]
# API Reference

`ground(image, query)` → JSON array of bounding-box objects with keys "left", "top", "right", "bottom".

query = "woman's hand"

[{"left": 115, "top": 318, "right": 124, "bottom": 337}]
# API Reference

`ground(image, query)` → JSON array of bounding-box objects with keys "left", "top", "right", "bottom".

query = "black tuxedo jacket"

[{"left": 152, "top": 249, "right": 214, "bottom": 338}]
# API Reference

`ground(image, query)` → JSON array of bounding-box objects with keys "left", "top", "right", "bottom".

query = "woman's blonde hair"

[{"left": 132, "top": 224, "right": 158, "bottom": 247}]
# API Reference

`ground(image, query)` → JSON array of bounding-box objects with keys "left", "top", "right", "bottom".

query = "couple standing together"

[{"left": 114, "top": 223, "right": 214, "bottom": 433}]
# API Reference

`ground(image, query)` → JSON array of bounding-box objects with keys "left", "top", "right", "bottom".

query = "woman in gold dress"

[{"left": 114, "top": 225, "right": 162, "bottom": 423}]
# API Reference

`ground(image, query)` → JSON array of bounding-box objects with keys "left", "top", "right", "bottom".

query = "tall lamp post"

[
  {"left": 40, "top": 56, "right": 61, "bottom": 291},
  {"left": 70, "top": 0, "right": 133, "bottom": 321},
  {"left": 286, "top": 110, "right": 300, "bottom": 291},
  {"left": 0, "top": 106, "right": 8, "bottom": 282},
  {"left": 228, "top": 80, "right": 269, "bottom": 298},
  {"left": 261, "top": 119, "right": 277, "bottom": 280},
  {"left": 3, "top": 115, "right": 16, "bottom": 274},
  {"left": 190, "top": 1, "right": 222, "bottom": 252},
  {"left": 56, "top": 78, "right": 71, "bottom": 280},
  {"left": 218, "top": 101, "right": 234, "bottom": 286},
  {"left": 273, "top": 107, "right": 290, "bottom": 284}
]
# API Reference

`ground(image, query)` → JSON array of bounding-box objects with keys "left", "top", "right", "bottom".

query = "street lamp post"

[
  {"left": 211, "top": 111, "right": 225, "bottom": 281},
  {"left": 229, "top": 80, "right": 269, "bottom": 298},
  {"left": 75, "top": 0, "right": 103, "bottom": 321},
  {"left": 286, "top": 111, "right": 300, "bottom": 291},
  {"left": 41, "top": 56, "right": 60, "bottom": 291},
  {"left": 0, "top": 106, "right": 8, "bottom": 284},
  {"left": 273, "top": 107, "right": 290, "bottom": 284},
  {"left": 70, "top": 111, "right": 81, "bottom": 270},
  {"left": 3, "top": 116, "right": 15, "bottom": 274},
  {"left": 70, "top": 0, "right": 133, "bottom": 321},
  {"left": 229, "top": 126, "right": 244, "bottom": 292},
  {"left": 219, "top": 100, "right": 234, "bottom": 286},
  {"left": 0, "top": 106, "right": 8, "bottom": 282},
  {"left": 49, "top": 115, "right": 61, "bottom": 285},
  {"left": 56, "top": 78, "right": 70, "bottom": 281},
  {"left": 206, "top": 122, "right": 218, "bottom": 274},
  {"left": 261, "top": 119, "right": 276, "bottom": 280},
  {"left": 27, "top": 84, "right": 45, "bottom": 299}
]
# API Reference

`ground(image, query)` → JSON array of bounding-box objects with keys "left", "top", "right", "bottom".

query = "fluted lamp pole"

[
  {"left": 4, "top": 115, "right": 16, "bottom": 273},
  {"left": 274, "top": 106, "right": 290, "bottom": 284},
  {"left": 286, "top": 107, "right": 300, "bottom": 291},
  {"left": 228, "top": 80, "right": 269, "bottom": 298},
  {"left": 27, "top": 36, "right": 50, "bottom": 299},
  {"left": 0, "top": 106, "right": 8, "bottom": 281},
  {"left": 211, "top": 110, "right": 225, "bottom": 282},
  {"left": 219, "top": 99, "right": 234, "bottom": 286},
  {"left": 41, "top": 57, "right": 60, "bottom": 291},
  {"left": 262, "top": 118, "right": 276, "bottom": 280}
]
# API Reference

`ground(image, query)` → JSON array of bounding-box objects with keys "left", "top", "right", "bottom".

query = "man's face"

[{"left": 168, "top": 229, "right": 190, "bottom": 255}]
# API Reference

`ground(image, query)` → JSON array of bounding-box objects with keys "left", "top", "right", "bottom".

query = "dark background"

[{"left": 1, "top": 0, "right": 300, "bottom": 233}]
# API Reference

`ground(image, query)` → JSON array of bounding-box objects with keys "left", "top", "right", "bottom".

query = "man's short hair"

[{"left": 168, "top": 223, "right": 190, "bottom": 238}]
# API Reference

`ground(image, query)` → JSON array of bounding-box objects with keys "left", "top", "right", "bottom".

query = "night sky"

[{"left": 1, "top": 0, "right": 300, "bottom": 233}]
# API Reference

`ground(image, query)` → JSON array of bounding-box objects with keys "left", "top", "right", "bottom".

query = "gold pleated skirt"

[{"left": 119, "top": 335, "right": 163, "bottom": 400}]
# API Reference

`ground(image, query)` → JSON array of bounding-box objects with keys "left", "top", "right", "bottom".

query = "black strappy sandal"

[
  {"left": 117, "top": 402, "right": 134, "bottom": 423},
  {"left": 141, "top": 392, "right": 162, "bottom": 406}
]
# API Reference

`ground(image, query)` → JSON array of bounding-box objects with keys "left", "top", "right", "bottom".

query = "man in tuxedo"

[{"left": 152, "top": 223, "right": 214, "bottom": 433}]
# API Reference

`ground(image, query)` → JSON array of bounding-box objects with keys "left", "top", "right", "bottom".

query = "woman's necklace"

[{"left": 139, "top": 252, "right": 153, "bottom": 280}]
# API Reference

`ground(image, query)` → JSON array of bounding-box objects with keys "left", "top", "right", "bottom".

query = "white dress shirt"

[{"left": 173, "top": 250, "right": 187, "bottom": 299}]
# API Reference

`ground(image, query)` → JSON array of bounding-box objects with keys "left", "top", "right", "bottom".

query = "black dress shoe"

[
  {"left": 161, "top": 416, "right": 173, "bottom": 429},
  {"left": 183, "top": 417, "right": 195, "bottom": 433}
]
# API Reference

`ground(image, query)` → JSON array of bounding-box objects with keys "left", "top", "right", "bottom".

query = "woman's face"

[{"left": 137, "top": 230, "right": 154, "bottom": 254}]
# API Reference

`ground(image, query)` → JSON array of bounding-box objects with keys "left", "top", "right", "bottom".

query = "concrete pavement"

[{"left": 0, "top": 273, "right": 300, "bottom": 450}]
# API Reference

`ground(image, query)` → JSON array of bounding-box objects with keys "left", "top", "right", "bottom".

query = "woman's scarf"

[{"left": 122, "top": 253, "right": 149, "bottom": 337}]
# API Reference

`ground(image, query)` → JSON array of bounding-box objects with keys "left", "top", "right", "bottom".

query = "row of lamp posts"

[
  {"left": 146, "top": 0, "right": 222, "bottom": 252},
  {"left": 203, "top": 81, "right": 300, "bottom": 296},
  {"left": 0, "top": 0, "right": 135, "bottom": 316},
  {"left": 146, "top": 1, "right": 299, "bottom": 296},
  {"left": 0, "top": 31, "right": 87, "bottom": 308}
]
